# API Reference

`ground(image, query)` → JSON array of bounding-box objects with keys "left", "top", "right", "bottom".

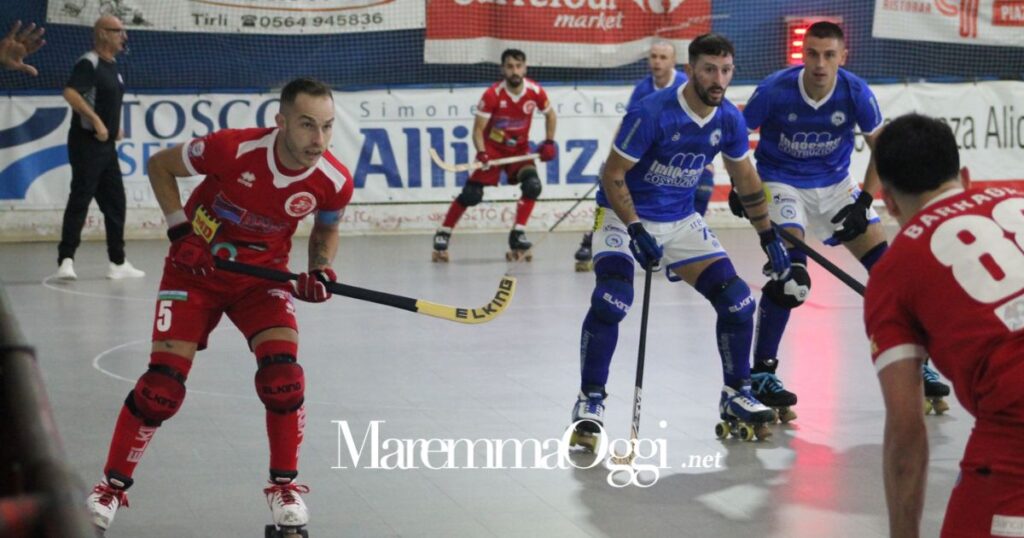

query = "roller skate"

[
  {"left": 574, "top": 232, "right": 593, "bottom": 272},
  {"left": 87, "top": 472, "right": 132, "bottom": 533},
  {"left": 751, "top": 359, "right": 798, "bottom": 423},
  {"left": 923, "top": 361, "right": 950, "bottom": 415},
  {"left": 265, "top": 477, "right": 310, "bottom": 538},
  {"left": 568, "top": 388, "right": 606, "bottom": 452},
  {"left": 431, "top": 228, "right": 451, "bottom": 263},
  {"left": 506, "top": 229, "right": 533, "bottom": 262},
  {"left": 715, "top": 384, "right": 774, "bottom": 442}
]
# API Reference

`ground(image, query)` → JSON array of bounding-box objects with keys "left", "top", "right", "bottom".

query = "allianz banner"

[
  {"left": 873, "top": 0, "right": 1024, "bottom": 47},
  {"left": 424, "top": 0, "right": 713, "bottom": 67},
  {"left": 2, "top": 81, "right": 1022, "bottom": 210},
  {"left": 47, "top": 0, "right": 424, "bottom": 35}
]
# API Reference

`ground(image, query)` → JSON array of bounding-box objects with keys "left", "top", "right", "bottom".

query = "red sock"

[
  {"left": 267, "top": 404, "right": 305, "bottom": 473},
  {"left": 103, "top": 352, "right": 192, "bottom": 480},
  {"left": 515, "top": 198, "right": 536, "bottom": 226},
  {"left": 442, "top": 200, "right": 467, "bottom": 229}
]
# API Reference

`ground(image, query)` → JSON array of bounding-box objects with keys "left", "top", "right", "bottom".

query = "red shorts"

[
  {"left": 942, "top": 424, "right": 1024, "bottom": 537},
  {"left": 151, "top": 263, "right": 297, "bottom": 350},
  {"left": 469, "top": 145, "right": 535, "bottom": 186}
]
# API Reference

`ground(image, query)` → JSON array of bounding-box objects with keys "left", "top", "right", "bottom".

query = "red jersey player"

[
  {"left": 866, "top": 113, "right": 1024, "bottom": 538},
  {"left": 86, "top": 78, "right": 354, "bottom": 536},
  {"left": 432, "top": 48, "right": 558, "bottom": 262}
]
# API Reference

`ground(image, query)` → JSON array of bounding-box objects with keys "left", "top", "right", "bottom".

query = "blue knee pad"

[
  {"left": 590, "top": 255, "right": 634, "bottom": 324},
  {"left": 696, "top": 258, "right": 755, "bottom": 325}
]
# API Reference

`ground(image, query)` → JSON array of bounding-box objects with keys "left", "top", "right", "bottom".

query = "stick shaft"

[{"left": 774, "top": 225, "right": 866, "bottom": 296}]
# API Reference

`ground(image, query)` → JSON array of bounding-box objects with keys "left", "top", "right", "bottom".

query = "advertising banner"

[
  {"left": 424, "top": 0, "right": 713, "bottom": 67},
  {"left": 46, "top": 0, "right": 424, "bottom": 35},
  {"left": 873, "top": 0, "right": 1024, "bottom": 47}
]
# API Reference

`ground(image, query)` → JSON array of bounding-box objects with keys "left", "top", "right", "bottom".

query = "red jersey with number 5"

[
  {"left": 476, "top": 79, "right": 550, "bottom": 152},
  {"left": 181, "top": 127, "right": 354, "bottom": 269},
  {"left": 865, "top": 186, "right": 1024, "bottom": 424}
]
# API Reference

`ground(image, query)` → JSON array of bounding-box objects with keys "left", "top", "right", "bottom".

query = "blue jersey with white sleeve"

[
  {"left": 627, "top": 69, "right": 687, "bottom": 108},
  {"left": 743, "top": 66, "right": 883, "bottom": 188},
  {"left": 597, "top": 83, "right": 750, "bottom": 222}
]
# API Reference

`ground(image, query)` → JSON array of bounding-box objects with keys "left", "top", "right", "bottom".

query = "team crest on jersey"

[
  {"left": 237, "top": 171, "right": 255, "bottom": 188},
  {"left": 671, "top": 132, "right": 681, "bottom": 141},
  {"left": 831, "top": 111, "right": 846, "bottom": 126},
  {"left": 523, "top": 101, "right": 537, "bottom": 114},
  {"left": 285, "top": 192, "right": 317, "bottom": 217},
  {"left": 709, "top": 129, "right": 722, "bottom": 147},
  {"left": 500, "top": 100, "right": 507, "bottom": 108},
  {"left": 190, "top": 141, "right": 205, "bottom": 158},
  {"left": 787, "top": 113, "right": 798, "bottom": 122}
]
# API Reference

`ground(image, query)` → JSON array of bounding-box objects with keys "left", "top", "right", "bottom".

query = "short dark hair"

[
  {"left": 280, "top": 77, "right": 333, "bottom": 108},
  {"left": 688, "top": 33, "right": 735, "bottom": 65},
  {"left": 876, "top": 113, "right": 961, "bottom": 194},
  {"left": 806, "top": 21, "right": 844, "bottom": 41},
  {"left": 501, "top": 49, "right": 526, "bottom": 64}
]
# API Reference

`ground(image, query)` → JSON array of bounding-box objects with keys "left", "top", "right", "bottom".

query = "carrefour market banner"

[
  {"left": 46, "top": 0, "right": 424, "bottom": 34},
  {"left": 424, "top": 0, "right": 713, "bottom": 67},
  {"left": 873, "top": 0, "right": 1024, "bottom": 47},
  {"left": 2, "top": 81, "right": 1023, "bottom": 235}
]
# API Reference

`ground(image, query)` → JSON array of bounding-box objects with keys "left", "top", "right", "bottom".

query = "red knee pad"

[
  {"left": 254, "top": 342, "right": 304, "bottom": 413},
  {"left": 127, "top": 352, "right": 191, "bottom": 426}
]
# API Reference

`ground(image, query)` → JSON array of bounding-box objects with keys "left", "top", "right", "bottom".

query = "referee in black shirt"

[{"left": 57, "top": 15, "right": 144, "bottom": 280}]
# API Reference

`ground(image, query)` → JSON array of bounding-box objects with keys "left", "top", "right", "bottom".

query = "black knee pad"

[
  {"left": 518, "top": 169, "right": 542, "bottom": 200},
  {"left": 762, "top": 263, "right": 811, "bottom": 309},
  {"left": 255, "top": 355, "right": 305, "bottom": 414},
  {"left": 455, "top": 182, "right": 484, "bottom": 207},
  {"left": 127, "top": 365, "right": 187, "bottom": 426},
  {"left": 590, "top": 256, "right": 634, "bottom": 324}
]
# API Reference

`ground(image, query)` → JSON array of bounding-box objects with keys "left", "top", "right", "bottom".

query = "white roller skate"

[
  {"left": 574, "top": 232, "right": 593, "bottom": 272},
  {"left": 922, "top": 361, "right": 950, "bottom": 415},
  {"left": 716, "top": 384, "right": 775, "bottom": 442},
  {"left": 506, "top": 229, "right": 533, "bottom": 262},
  {"left": 569, "top": 389, "right": 606, "bottom": 452},
  {"left": 265, "top": 480, "right": 310, "bottom": 537},
  {"left": 432, "top": 229, "right": 451, "bottom": 263},
  {"left": 86, "top": 474, "right": 131, "bottom": 532}
]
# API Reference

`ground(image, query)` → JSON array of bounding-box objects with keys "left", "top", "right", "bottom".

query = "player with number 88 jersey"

[{"left": 865, "top": 113, "right": 1024, "bottom": 538}]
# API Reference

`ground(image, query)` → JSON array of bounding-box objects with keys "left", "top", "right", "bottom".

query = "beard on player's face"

[{"left": 694, "top": 79, "right": 725, "bottom": 107}]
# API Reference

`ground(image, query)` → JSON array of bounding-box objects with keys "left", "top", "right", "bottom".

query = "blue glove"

[
  {"left": 627, "top": 222, "right": 663, "bottom": 270},
  {"left": 759, "top": 229, "right": 791, "bottom": 280}
]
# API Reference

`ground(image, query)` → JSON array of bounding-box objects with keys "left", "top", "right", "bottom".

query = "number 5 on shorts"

[{"left": 156, "top": 300, "right": 173, "bottom": 332}]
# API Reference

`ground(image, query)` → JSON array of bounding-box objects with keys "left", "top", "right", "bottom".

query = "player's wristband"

[
  {"left": 167, "top": 222, "right": 192, "bottom": 242},
  {"left": 166, "top": 209, "right": 187, "bottom": 228}
]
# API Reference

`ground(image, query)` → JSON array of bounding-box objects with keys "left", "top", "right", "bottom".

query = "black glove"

[
  {"left": 728, "top": 186, "right": 747, "bottom": 219},
  {"left": 830, "top": 191, "right": 873, "bottom": 243},
  {"left": 627, "top": 222, "right": 663, "bottom": 270}
]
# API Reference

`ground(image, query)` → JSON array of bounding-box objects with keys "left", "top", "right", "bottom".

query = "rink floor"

[{"left": 1, "top": 228, "right": 969, "bottom": 537}]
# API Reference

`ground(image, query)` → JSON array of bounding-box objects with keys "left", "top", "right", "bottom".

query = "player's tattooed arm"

[
  {"left": 307, "top": 222, "right": 340, "bottom": 271},
  {"left": 724, "top": 156, "right": 772, "bottom": 232},
  {"left": 600, "top": 150, "right": 640, "bottom": 224}
]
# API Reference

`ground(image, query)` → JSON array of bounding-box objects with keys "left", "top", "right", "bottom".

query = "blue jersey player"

[
  {"left": 574, "top": 41, "right": 714, "bottom": 271},
  {"left": 735, "top": 22, "right": 949, "bottom": 420},
  {"left": 568, "top": 34, "right": 791, "bottom": 447}
]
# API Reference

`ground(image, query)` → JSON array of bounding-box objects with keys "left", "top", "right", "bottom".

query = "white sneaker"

[
  {"left": 265, "top": 481, "right": 310, "bottom": 528},
  {"left": 107, "top": 260, "right": 145, "bottom": 280},
  {"left": 87, "top": 479, "right": 129, "bottom": 530},
  {"left": 56, "top": 258, "right": 77, "bottom": 280}
]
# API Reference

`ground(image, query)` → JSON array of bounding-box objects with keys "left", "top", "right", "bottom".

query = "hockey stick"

[
  {"left": 546, "top": 181, "right": 599, "bottom": 234},
  {"left": 214, "top": 258, "right": 517, "bottom": 324},
  {"left": 428, "top": 147, "right": 539, "bottom": 173},
  {"left": 610, "top": 266, "right": 654, "bottom": 465},
  {"left": 774, "top": 224, "right": 866, "bottom": 297}
]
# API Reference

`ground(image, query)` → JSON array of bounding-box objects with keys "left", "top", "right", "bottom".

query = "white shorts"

[
  {"left": 764, "top": 176, "right": 881, "bottom": 245},
  {"left": 591, "top": 207, "right": 727, "bottom": 282}
]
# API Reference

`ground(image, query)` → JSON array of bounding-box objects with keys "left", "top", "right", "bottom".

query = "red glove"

[
  {"left": 293, "top": 268, "right": 337, "bottom": 303},
  {"left": 538, "top": 139, "right": 557, "bottom": 162},
  {"left": 475, "top": 150, "right": 491, "bottom": 170},
  {"left": 167, "top": 223, "right": 215, "bottom": 276}
]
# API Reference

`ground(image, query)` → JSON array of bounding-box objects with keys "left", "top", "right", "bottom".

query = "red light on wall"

[{"left": 785, "top": 16, "right": 844, "bottom": 66}]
